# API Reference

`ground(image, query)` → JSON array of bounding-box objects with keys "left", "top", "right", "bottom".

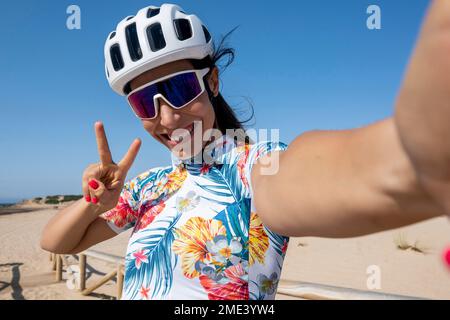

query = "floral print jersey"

[{"left": 101, "top": 134, "right": 289, "bottom": 300}]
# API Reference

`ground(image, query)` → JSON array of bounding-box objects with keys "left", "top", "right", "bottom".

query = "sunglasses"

[{"left": 127, "top": 68, "right": 210, "bottom": 120}]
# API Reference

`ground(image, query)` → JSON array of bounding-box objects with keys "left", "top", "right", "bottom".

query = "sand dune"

[{"left": 1, "top": 204, "right": 449, "bottom": 300}]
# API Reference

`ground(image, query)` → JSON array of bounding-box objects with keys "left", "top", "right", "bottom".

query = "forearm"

[
  {"left": 394, "top": 0, "right": 450, "bottom": 213},
  {"left": 40, "top": 198, "right": 102, "bottom": 253}
]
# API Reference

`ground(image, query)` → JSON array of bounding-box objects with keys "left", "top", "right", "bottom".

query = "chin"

[{"left": 170, "top": 138, "right": 206, "bottom": 161}]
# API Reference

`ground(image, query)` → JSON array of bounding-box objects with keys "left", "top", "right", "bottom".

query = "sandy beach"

[{"left": 1, "top": 203, "right": 449, "bottom": 300}]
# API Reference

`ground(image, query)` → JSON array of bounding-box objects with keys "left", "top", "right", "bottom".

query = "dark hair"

[{"left": 190, "top": 27, "right": 254, "bottom": 143}]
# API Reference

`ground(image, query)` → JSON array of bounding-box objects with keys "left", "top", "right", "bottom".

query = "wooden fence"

[
  {"left": 50, "top": 250, "right": 124, "bottom": 300},
  {"left": 50, "top": 253, "right": 425, "bottom": 300}
]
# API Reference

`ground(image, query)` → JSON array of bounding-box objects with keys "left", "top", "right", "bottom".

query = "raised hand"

[{"left": 82, "top": 121, "right": 141, "bottom": 213}]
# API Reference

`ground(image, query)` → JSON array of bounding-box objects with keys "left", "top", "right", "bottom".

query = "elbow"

[
  {"left": 40, "top": 242, "right": 76, "bottom": 255},
  {"left": 40, "top": 237, "right": 56, "bottom": 253},
  {"left": 40, "top": 233, "right": 74, "bottom": 254},
  {"left": 39, "top": 234, "right": 59, "bottom": 253},
  {"left": 39, "top": 227, "right": 53, "bottom": 252}
]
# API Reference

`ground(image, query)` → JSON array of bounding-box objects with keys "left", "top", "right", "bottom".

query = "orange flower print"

[
  {"left": 164, "top": 166, "right": 187, "bottom": 193},
  {"left": 249, "top": 212, "right": 269, "bottom": 266},
  {"left": 172, "top": 217, "right": 226, "bottom": 278},
  {"left": 151, "top": 166, "right": 187, "bottom": 201}
]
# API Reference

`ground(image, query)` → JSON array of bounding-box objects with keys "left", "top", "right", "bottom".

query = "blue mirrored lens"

[{"left": 127, "top": 71, "right": 203, "bottom": 119}]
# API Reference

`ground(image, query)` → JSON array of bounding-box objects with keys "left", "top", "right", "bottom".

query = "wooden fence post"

[
  {"left": 51, "top": 253, "right": 57, "bottom": 271},
  {"left": 117, "top": 264, "right": 124, "bottom": 300},
  {"left": 55, "top": 254, "right": 62, "bottom": 282},
  {"left": 79, "top": 254, "right": 86, "bottom": 291}
]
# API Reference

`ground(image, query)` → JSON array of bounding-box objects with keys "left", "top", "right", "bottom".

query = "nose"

[{"left": 157, "top": 97, "right": 181, "bottom": 129}]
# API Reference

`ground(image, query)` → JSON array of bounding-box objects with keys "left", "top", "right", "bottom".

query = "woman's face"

[{"left": 129, "top": 59, "right": 219, "bottom": 159}]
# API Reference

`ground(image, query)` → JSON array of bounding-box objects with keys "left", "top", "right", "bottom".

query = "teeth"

[{"left": 169, "top": 123, "right": 194, "bottom": 142}]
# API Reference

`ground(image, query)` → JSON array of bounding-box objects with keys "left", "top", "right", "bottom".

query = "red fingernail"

[
  {"left": 89, "top": 180, "right": 99, "bottom": 190},
  {"left": 92, "top": 197, "right": 98, "bottom": 204},
  {"left": 85, "top": 195, "right": 91, "bottom": 202},
  {"left": 444, "top": 247, "right": 450, "bottom": 268}
]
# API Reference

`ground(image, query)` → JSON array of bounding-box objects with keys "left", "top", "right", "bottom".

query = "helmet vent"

[
  {"left": 110, "top": 44, "right": 124, "bottom": 71},
  {"left": 147, "top": 8, "right": 160, "bottom": 18},
  {"left": 126, "top": 16, "right": 134, "bottom": 21},
  {"left": 109, "top": 31, "right": 116, "bottom": 40},
  {"left": 173, "top": 19, "right": 192, "bottom": 41},
  {"left": 202, "top": 25, "right": 211, "bottom": 42},
  {"left": 125, "top": 22, "right": 142, "bottom": 61},
  {"left": 147, "top": 23, "right": 166, "bottom": 52}
]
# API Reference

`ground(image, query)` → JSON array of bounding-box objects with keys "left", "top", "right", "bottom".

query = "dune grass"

[{"left": 394, "top": 233, "right": 429, "bottom": 254}]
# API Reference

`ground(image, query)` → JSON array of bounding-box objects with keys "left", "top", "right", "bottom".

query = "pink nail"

[
  {"left": 89, "top": 180, "right": 99, "bottom": 190},
  {"left": 444, "top": 247, "right": 450, "bottom": 267}
]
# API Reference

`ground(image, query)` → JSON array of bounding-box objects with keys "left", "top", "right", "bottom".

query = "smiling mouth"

[{"left": 160, "top": 122, "right": 196, "bottom": 147}]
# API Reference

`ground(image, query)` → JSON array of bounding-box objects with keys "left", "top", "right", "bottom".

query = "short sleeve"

[
  {"left": 100, "top": 167, "right": 170, "bottom": 234},
  {"left": 100, "top": 173, "right": 145, "bottom": 234},
  {"left": 244, "top": 141, "right": 288, "bottom": 199}
]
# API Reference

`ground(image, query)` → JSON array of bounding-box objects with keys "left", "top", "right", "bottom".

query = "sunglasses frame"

[{"left": 126, "top": 67, "right": 211, "bottom": 120}]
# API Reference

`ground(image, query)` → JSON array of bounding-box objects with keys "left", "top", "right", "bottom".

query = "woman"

[{"left": 41, "top": 2, "right": 450, "bottom": 300}]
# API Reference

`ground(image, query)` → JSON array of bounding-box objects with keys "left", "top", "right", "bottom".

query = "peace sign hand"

[{"left": 82, "top": 121, "right": 141, "bottom": 213}]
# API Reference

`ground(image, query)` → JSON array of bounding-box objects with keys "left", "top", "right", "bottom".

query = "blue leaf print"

[
  {"left": 124, "top": 212, "right": 181, "bottom": 299},
  {"left": 194, "top": 162, "right": 244, "bottom": 204},
  {"left": 265, "top": 227, "right": 288, "bottom": 257},
  {"left": 214, "top": 200, "right": 250, "bottom": 262}
]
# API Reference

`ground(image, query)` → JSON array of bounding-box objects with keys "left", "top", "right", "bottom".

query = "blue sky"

[{"left": 0, "top": 0, "right": 429, "bottom": 202}]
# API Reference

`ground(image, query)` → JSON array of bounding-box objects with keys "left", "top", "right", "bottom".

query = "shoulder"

[
  {"left": 220, "top": 140, "right": 288, "bottom": 198},
  {"left": 235, "top": 140, "right": 288, "bottom": 176},
  {"left": 226, "top": 140, "right": 288, "bottom": 166}
]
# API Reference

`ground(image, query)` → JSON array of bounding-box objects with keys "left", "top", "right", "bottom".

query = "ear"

[{"left": 207, "top": 66, "right": 219, "bottom": 98}]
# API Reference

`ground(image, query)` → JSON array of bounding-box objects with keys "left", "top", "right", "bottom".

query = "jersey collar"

[{"left": 171, "top": 134, "right": 236, "bottom": 170}]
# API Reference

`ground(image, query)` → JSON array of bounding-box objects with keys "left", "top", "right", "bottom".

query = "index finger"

[{"left": 95, "top": 121, "right": 113, "bottom": 165}]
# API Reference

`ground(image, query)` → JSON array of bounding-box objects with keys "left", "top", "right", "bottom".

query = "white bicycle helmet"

[{"left": 104, "top": 3, "right": 214, "bottom": 96}]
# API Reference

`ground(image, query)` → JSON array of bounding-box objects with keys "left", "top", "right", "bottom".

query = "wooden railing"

[
  {"left": 277, "top": 280, "right": 425, "bottom": 300},
  {"left": 51, "top": 250, "right": 124, "bottom": 299},
  {"left": 50, "top": 253, "right": 426, "bottom": 300}
]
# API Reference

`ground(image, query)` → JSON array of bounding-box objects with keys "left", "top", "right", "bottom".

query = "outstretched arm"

[
  {"left": 252, "top": 1, "right": 449, "bottom": 238},
  {"left": 252, "top": 119, "right": 442, "bottom": 238}
]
